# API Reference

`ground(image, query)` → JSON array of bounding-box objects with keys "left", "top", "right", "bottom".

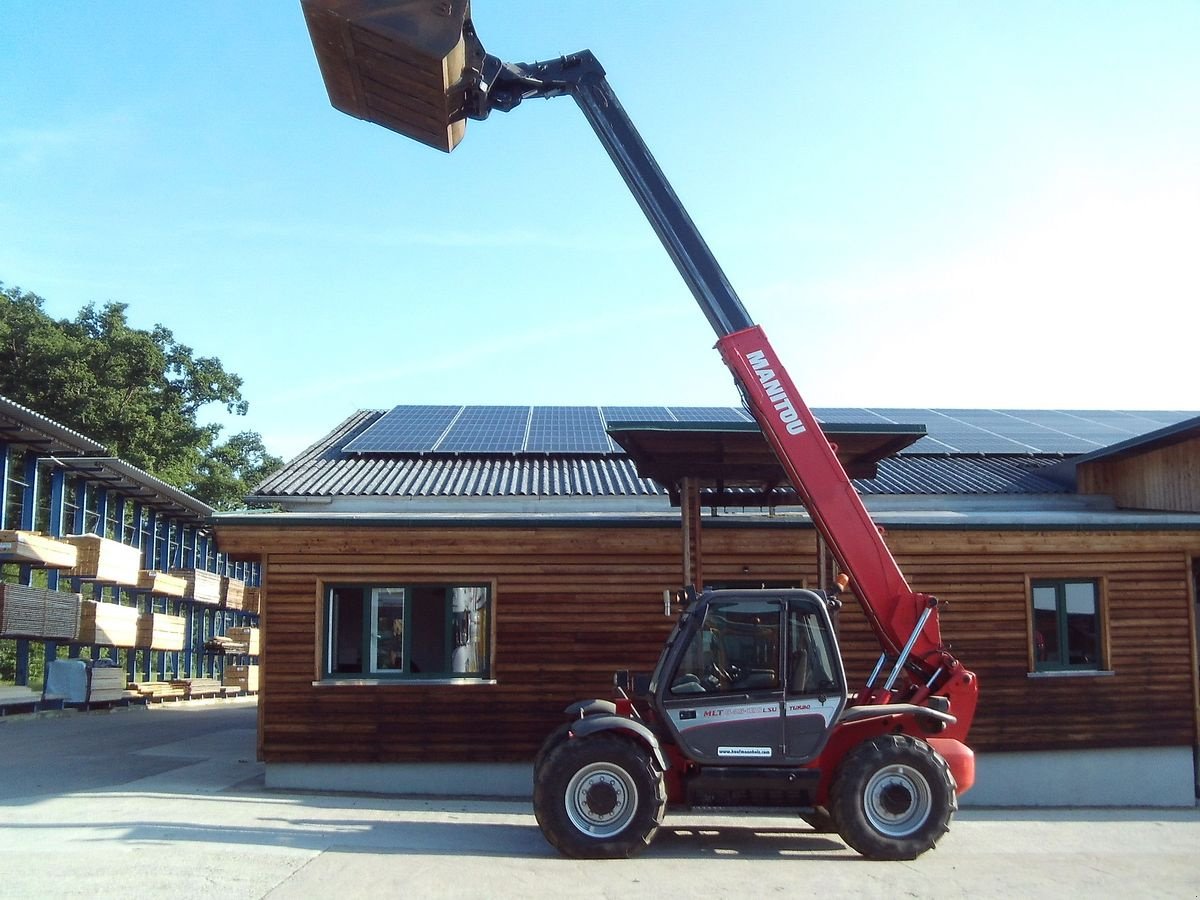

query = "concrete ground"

[{"left": 0, "top": 699, "right": 1197, "bottom": 899}]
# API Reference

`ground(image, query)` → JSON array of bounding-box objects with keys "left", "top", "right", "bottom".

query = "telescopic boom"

[{"left": 301, "top": 0, "right": 978, "bottom": 735}]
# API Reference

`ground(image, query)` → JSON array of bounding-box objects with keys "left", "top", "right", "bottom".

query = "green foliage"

[
  {"left": 0, "top": 282, "right": 282, "bottom": 509},
  {"left": 191, "top": 430, "right": 283, "bottom": 511},
  {"left": 0, "top": 638, "right": 45, "bottom": 686}
]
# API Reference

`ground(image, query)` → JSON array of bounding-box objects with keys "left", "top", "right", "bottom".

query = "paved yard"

[{"left": 0, "top": 700, "right": 1197, "bottom": 898}]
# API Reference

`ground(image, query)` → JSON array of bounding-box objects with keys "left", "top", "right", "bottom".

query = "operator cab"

[{"left": 650, "top": 590, "right": 847, "bottom": 766}]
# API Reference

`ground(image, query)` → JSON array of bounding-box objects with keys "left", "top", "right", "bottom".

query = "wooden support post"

[{"left": 680, "top": 477, "right": 704, "bottom": 591}]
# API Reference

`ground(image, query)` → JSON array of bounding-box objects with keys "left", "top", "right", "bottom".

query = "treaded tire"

[
  {"left": 533, "top": 734, "right": 666, "bottom": 859},
  {"left": 533, "top": 720, "right": 575, "bottom": 776},
  {"left": 829, "top": 734, "right": 957, "bottom": 860},
  {"left": 800, "top": 806, "right": 838, "bottom": 834}
]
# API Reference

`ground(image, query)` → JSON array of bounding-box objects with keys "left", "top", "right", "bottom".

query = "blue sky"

[{"left": 2, "top": 2, "right": 1196, "bottom": 460}]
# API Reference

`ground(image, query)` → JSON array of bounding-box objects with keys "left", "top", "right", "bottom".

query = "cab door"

[
  {"left": 658, "top": 595, "right": 785, "bottom": 765},
  {"left": 782, "top": 597, "right": 846, "bottom": 762}
]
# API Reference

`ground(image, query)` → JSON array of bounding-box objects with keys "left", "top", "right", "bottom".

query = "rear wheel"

[
  {"left": 533, "top": 734, "right": 666, "bottom": 859},
  {"left": 830, "top": 734, "right": 956, "bottom": 860}
]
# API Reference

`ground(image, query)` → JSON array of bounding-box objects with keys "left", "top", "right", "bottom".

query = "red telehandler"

[{"left": 301, "top": 0, "right": 980, "bottom": 861}]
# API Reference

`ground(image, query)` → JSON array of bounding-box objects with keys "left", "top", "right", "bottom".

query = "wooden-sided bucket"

[{"left": 301, "top": 0, "right": 473, "bottom": 152}]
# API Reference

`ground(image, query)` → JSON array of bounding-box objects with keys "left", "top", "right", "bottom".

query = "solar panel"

[
  {"left": 1006, "top": 410, "right": 1128, "bottom": 442},
  {"left": 1064, "top": 410, "right": 1189, "bottom": 434},
  {"left": 864, "top": 409, "right": 1033, "bottom": 454},
  {"left": 863, "top": 408, "right": 933, "bottom": 426},
  {"left": 983, "top": 411, "right": 1111, "bottom": 452},
  {"left": 527, "top": 407, "right": 612, "bottom": 453},
  {"left": 436, "top": 406, "right": 530, "bottom": 453},
  {"left": 344, "top": 405, "right": 462, "bottom": 453},
  {"left": 899, "top": 435, "right": 957, "bottom": 453},
  {"left": 668, "top": 406, "right": 753, "bottom": 422},
  {"left": 601, "top": 406, "right": 675, "bottom": 423},
  {"left": 344, "top": 405, "right": 1194, "bottom": 458},
  {"left": 812, "top": 407, "right": 890, "bottom": 424}
]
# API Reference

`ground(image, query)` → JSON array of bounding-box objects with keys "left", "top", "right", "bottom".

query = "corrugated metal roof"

[
  {"left": 856, "top": 455, "right": 1067, "bottom": 495},
  {"left": 252, "top": 408, "right": 1091, "bottom": 502},
  {"left": 0, "top": 394, "right": 108, "bottom": 455}
]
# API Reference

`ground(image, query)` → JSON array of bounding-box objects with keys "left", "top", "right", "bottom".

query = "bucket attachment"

[{"left": 300, "top": 0, "right": 473, "bottom": 152}]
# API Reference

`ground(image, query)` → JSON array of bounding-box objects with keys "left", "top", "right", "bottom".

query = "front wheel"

[
  {"left": 533, "top": 734, "right": 666, "bottom": 859},
  {"left": 829, "top": 734, "right": 957, "bottom": 860}
]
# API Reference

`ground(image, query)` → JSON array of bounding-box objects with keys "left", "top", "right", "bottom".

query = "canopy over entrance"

[{"left": 607, "top": 420, "right": 925, "bottom": 507}]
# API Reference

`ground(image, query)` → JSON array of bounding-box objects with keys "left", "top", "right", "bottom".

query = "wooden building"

[{"left": 214, "top": 405, "right": 1200, "bottom": 806}]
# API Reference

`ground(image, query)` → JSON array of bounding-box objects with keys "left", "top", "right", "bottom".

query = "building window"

[
  {"left": 1031, "top": 579, "right": 1103, "bottom": 672},
  {"left": 325, "top": 584, "right": 491, "bottom": 680}
]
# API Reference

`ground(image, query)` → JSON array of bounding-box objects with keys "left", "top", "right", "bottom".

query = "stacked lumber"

[
  {"left": 62, "top": 534, "right": 141, "bottom": 586},
  {"left": 135, "top": 612, "right": 187, "bottom": 651},
  {"left": 226, "top": 626, "right": 261, "bottom": 656},
  {"left": 170, "top": 676, "right": 224, "bottom": 698},
  {"left": 0, "top": 684, "right": 41, "bottom": 709},
  {"left": 222, "top": 664, "right": 259, "bottom": 692},
  {"left": 243, "top": 586, "right": 261, "bottom": 615},
  {"left": 137, "top": 570, "right": 188, "bottom": 598},
  {"left": 205, "top": 634, "right": 247, "bottom": 654},
  {"left": 169, "top": 568, "right": 222, "bottom": 605},
  {"left": 77, "top": 599, "right": 139, "bottom": 647},
  {"left": 87, "top": 667, "right": 127, "bottom": 702},
  {"left": 0, "top": 583, "right": 82, "bottom": 640},
  {"left": 129, "top": 680, "right": 186, "bottom": 701},
  {"left": 221, "top": 576, "right": 246, "bottom": 610},
  {"left": 0, "top": 530, "right": 78, "bottom": 568}
]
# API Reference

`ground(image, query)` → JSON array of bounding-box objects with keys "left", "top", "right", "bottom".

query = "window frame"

[
  {"left": 319, "top": 579, "right": 496, "bottom": 685},
  {"left": 1027, "top": 576, "right": 1109, "bottom": 675}
]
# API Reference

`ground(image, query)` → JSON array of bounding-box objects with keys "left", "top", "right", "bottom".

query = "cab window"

[{"left": 669, "top": 598, "right": 781, "bottom": 694}]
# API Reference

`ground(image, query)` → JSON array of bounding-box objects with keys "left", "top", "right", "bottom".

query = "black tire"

[
  {"left": 533, "top": 734, "right": 667, "bottom": 859},
  {"left": 829, "top": 734, "right": 957, "bottom": 860},
  {"left": 800, "top": 806, "right": 838, "bottom": 834},
  {"left": 533, "top": 720, "right": 574, "bottom": 776}
]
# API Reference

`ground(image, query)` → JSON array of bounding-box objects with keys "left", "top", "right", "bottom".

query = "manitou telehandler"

[{"left": 301, "top": 0, "right": 980, "bottom": 861}]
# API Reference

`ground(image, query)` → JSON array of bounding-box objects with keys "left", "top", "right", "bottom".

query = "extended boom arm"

[{"left": 300, "top": 1, "right": 977, "bottom": 731}]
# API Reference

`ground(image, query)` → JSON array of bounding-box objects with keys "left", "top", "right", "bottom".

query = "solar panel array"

[{"left": 344, "top": 405, "right": 1196, "bottom": 456}]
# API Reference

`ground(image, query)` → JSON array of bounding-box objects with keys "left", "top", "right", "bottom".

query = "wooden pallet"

[
  {"left": 221, "top": 576, "right": 246, "bottom": 610},
  {"left": 0, "top": 583, "right": 82, "bottom": 640},
  {"left": 77, "top": 600, "right": 139, "bottom": 647},
  {"left": 136, "top": 570, "right": 188, "bottom": 598},
  {"left": 135, "top": 612, "right": 186, "bottom": 651},
  {"left": 168, "top": 569, "right": 222, "bottom": 605},
  {"left": 62, "top": 534, "right": 141, "bottom": 586},
  {"left": 129, "top": 680, "right": 186, "bottom": 701},
  {"left": 222, "top": 664, "right": 260, "bottom": 692},
  {"left": 0, "top": 684, "right": 42, "bottom": 712},
  {"left": 169, "top": 677, "right": 225, "bottom": 699},
  {"left": 0, "top": 530, "right": 78, "bottom": 568},
  {"left": 205, "top": 634, "right": 251, "bottom": 655},
  {"left": 226, "top": 626, "right": 260, "bottom": 655},
  {"left": 88, "top": 667, "right": 128, "bottom": 703}
]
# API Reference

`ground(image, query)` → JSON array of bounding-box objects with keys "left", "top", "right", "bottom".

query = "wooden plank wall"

[
  {"left": 1078, "top": 435, "right": 1200, "bottom": 512},
  {"left": 842, "top": 529, "right": 1200, "bottom": 753},
  {"left": 214, "top": 522, "right": 1200, "bottom": 764}
]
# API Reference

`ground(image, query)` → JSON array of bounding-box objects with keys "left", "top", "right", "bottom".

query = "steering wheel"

[{"left": 705, "top": 660, "right": 735, "bottom": 690}]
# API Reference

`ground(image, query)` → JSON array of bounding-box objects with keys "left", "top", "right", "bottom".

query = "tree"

[{"left": 0, "top": 283, "right": 282, "bottom": 509}]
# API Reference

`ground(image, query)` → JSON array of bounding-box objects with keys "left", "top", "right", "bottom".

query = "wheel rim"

[
  {"left": 863, "top": 763, "right": 933, "bottom": 837},
  {"left": 564, "top": 761, "right": 639, "bottom": 838}
]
